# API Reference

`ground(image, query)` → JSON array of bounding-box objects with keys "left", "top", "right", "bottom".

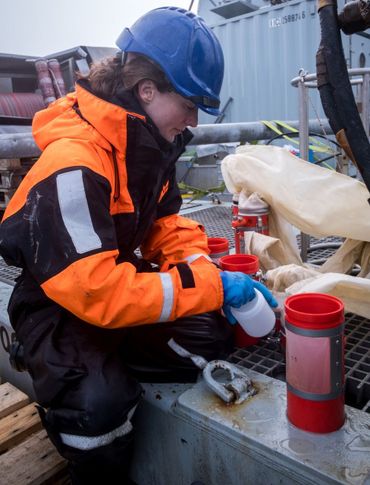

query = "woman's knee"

[
  {"left": 174, "top": 311, "right": 234, "bottom": 360},
  {"left": 57, "top": 371, "right": 142, "bottom": 436}
]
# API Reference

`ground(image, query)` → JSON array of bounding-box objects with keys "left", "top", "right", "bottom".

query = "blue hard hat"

[{"left": 116, "top": 6, "right": 224, "bottom": 116}]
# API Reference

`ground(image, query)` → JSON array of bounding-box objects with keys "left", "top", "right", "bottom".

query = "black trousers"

[{"left": 8, "top": 278, "right": 233, "bottom": 484}]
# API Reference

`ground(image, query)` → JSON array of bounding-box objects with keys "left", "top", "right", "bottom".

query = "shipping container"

[{"left": 198, "top": 0, "right": 370, "bottom": 123}]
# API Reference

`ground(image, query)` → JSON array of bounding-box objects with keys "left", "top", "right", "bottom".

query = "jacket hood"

[
  {"left": 32, "top": 82, "right": 140, "bottom": 154},
  {"left": 32, "top": 81, "right": 194, "bottom": 155}
]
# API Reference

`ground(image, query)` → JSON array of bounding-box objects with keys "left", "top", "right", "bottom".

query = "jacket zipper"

[{"left": 112, "top": 148, "right": 120, "bottom": 202}]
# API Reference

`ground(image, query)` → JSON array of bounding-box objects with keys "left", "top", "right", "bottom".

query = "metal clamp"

[{"left": 168, "top": 339, "right": 256, "bottom": 404}]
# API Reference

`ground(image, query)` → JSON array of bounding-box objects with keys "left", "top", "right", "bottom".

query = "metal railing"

[
  {"left": 291, "top": 68, "right": 370, "bottom": 261},
  {"left": 291, "top": 67, "right": 370, "bottom": 162},
  {"left": 0, "top": 119, "right": 333, "bottom": 159}
]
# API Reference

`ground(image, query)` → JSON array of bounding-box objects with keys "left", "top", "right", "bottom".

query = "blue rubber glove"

[{"left": 220, "top": 271, "right": 278, "bottom": 324}]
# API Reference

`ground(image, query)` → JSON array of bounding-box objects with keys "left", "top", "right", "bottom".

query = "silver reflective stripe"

[
  {"left": 285, "top": 321, "right": 344, "bottom": 337},
  {"left": 158, "top": 273, "right": 174, "bottom": 322},
  {"left": 185, "top": 253, "right": 212, "bottom": 264},
  {"left": 209, "top": 250, "right": 228, "bottom": 258},
  {"left": 56, "top": 170, "right": 102, "bottom": 254},
  {"left": 287, "top": 383, "right": 342, "bottom": 401},
  {"left": 60, "top": 404, "right": 138, "bottom": 451}
]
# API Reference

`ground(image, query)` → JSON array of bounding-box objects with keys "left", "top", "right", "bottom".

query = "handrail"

[
  {"left": 0, "top": 119, "right": 333, "bottom": 158},
  {"left": 290, "top": 67, "right": 370, "bottom": 87}
]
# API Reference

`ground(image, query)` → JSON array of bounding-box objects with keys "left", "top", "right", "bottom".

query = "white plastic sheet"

[
  {"left": 221, "top": 145, "right": 370, "bottom": 318},
  {"left": 222, "top": 145, "right": 370, "bottom": 242}
]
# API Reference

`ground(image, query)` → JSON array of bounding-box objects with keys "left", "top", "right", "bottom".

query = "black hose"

[
  {"left": 264, "top": 131, "right": 341, "bottom": 165},
  {"left": 338, "top": 0, "right": 370, "bottom": 34},
  {"left": 316, "top": 1, "right": 370, "bottom": 197},
  {"left": 315, "top": 78, "right": 343, "bottom": 135},
  {"left": 264, "top": 131, "right": 342, "bottom": 148}
]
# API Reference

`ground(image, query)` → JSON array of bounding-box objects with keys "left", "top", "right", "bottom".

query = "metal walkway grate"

[
  {"left": 182, "top": 205, "right": 235, "bottom": 247},
  {"left": 0, "top": 257, "right": 21, "bottom": 286},
  {"left": 344, "top": 314, "right": 370, "bottom": 412}
]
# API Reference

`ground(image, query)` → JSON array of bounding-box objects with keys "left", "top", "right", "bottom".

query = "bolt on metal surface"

[{"left": 168, "top": 338, "right": 257, "bottom": 404}]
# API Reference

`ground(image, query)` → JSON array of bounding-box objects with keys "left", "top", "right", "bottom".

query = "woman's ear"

[{"left": 137, "top": 79, "right": 156, "bottom": 105}]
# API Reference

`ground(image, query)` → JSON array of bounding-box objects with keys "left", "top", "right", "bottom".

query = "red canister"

[
  {"left": 207, "top": 237, "right": 229, "bottom": 265},
  {"left": 35, "top": 59, "right": 56, "bottom": 105},
  {"left": 285, "top": 293, "right": 345, "bottom": 433},
  {"left": 218, "top": 254, "right": 260, "bottom": 278},
  {"left": 232, "top": 193, "right": 239, "bottom": 219},
  {"left": 47, "top": 59, "right": 67, "bottom": 98},
  {"left": 219, "top": 254, "right": 262, "bottom": 347},
  {"left": 232, "top": 205, "right": 269, "bottom": 254}
]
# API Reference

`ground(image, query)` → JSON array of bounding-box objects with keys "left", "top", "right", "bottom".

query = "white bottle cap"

[{"left": 230, "top": 289, "right": 276, "bottom": 338}]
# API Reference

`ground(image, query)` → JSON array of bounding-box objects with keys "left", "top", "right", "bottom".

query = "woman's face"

[{"left": 137, "top": 80, "right": 198, "bottom": 142}]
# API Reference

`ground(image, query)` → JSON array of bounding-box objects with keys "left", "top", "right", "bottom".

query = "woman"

[{"left": 0, "top": 7, "right": 276, "bottom": 484}]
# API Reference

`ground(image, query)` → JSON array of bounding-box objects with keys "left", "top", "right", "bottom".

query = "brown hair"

[{"left": 78, "top": 54, "right": 173, "bottom": 98}]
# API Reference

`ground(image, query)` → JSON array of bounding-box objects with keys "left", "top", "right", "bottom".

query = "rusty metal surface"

[{"left": 0, "top": 93, "right": 45, "bottom": 119}]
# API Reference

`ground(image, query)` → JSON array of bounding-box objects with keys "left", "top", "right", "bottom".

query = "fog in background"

[{"left": 1, "top": 0, "right": 199, "bottom": 56}]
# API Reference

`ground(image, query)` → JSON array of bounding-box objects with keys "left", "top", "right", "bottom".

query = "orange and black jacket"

[{"left": 0, "top": 81, "right": 224, "bottom": 328}]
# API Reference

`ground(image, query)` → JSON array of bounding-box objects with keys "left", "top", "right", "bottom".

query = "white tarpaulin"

[{"left": 221, "top": 145, "right": 370, "bottom": 318}]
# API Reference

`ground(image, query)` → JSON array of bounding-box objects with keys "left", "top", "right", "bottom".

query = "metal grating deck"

[
  {"left": 182, "top": 204, "right": 236, "bottom": 246},
  {"left": 344, "top": 313, "right": 370, "bottom": 412},
  {"left": 0, "top": 257, "right": 21, "bottom": 286}
]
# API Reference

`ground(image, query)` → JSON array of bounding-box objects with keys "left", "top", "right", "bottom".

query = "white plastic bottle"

[{"left": 230, "top": 289, "right": 276, "bottom": 338}]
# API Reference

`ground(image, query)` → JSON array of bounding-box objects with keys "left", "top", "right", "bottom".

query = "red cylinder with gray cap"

[
  {"left": 232, "top": 194, "right": 269, "bottom": 254},
  {"left": 35, "top": 59, "right": 56, "bottom": 105},
  {"left": 285, "top": 293, "right": 345, "bottom": 433},
  {"left": 219, "top": 254, "right": 263, "bottom": 347},
  {"left": 207, "top": 237, "right": 229, "bottom": 265}
]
